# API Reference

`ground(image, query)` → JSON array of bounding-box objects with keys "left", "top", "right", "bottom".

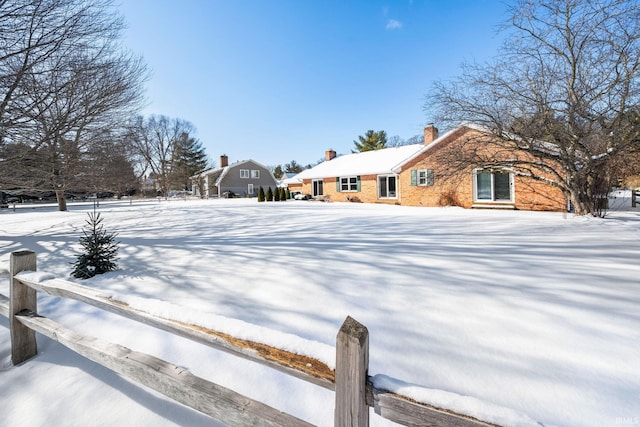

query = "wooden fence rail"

[{"left": 1, "top": 250, "right": 496, "bottom": 427}]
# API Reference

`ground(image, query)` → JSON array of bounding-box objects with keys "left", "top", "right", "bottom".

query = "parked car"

[{"left": 294, "top": 193, "right": 311, "bottom": 200}]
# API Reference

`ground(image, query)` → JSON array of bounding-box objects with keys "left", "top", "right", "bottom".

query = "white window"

[
  {"left": 312, "top": 179, "right": 324, "bottom": 196},
  {"left": 417, "top": 169, "right": 434, "bottom": 186},
  {"left": 474, "top": 169, "right": 513, "bottom": 202},
  {"left": 410, "top": 169, "right": 434, "bottom": 186},
  {"left": 248, "top": 184, "right": 254, "bottom": 195},
  {"left": 339, "top": 176, "right": 359, "bottom": 192},
  {"left": 378, "top": 175, "right": 398, "bottom": 199},
  {"left": 240, "top": 169, "right": 249, "bottom": 179},
  {"left": 251, "top": 170, "right": 260, "bottom": 179}
]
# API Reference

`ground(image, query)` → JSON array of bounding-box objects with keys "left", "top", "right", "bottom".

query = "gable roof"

[
  {"left": 191, "top": 159, "right": 276, "bottom": 186},
  {"left": 387, "top": 123, "right": 479, "bottom": 172},
  {"left": 294, "top": 144, "right": 424, "bottom": 180},
  {"left": 291, "top": 123, "right": 562, "bottom": 183},
  {"left": 397, "top": 122, "right": 562, "bottom": 167}
]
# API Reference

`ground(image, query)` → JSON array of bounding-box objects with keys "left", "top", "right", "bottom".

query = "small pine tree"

[
  {"left": 71, "top": 212, "right": 119, "bottom": 279},
  {"left": 285, "top": 188, "right": 291, "bottom": 200},
  {"left": 280, "top": 187, "right": 286, "bottom": 201},
  {"left": 258, "top": 186, "right": 265, "bottom": 202},
  {"left": 266, "top": 186, "right": 273, "bottom": 201},
  {"left": 274, "top": 186, "right": 280, "bottom": 201}
]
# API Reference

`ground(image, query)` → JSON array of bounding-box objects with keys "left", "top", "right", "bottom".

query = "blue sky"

[{"left": 119, "top": 1, "right": 509, "bottom": 168}]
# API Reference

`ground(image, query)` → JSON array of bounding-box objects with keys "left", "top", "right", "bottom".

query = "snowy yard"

[{"left": 1, "top": 198, "right": 639, "bottom": 427}]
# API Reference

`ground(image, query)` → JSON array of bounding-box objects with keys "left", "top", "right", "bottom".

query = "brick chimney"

[
  {"left": 220, "top": 154, "right": 228, "bottom": 168},
  {"left": 424, "top": 124, "right": 439, "bottom": 144},
  {"left": 325, "top": 149, "right": 337, "bottom": 161}
]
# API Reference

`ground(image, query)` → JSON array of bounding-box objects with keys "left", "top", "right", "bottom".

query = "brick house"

[
  {"left": 191, "top": 155, "right": 278, "bottom": 198},
  {"left": 289, "top": 124, "right": 567, "bottom": 211}
]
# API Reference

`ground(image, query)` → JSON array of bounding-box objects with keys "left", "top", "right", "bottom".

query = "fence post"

[
  {"left": 632, "top": 189, "right": 636, "bottom": 208},
  {"left": 9, "top": 250, "right": 37, "bottom": 365},
  {"left": 335, "top": 316, "right": 369, "bottom": 427}
]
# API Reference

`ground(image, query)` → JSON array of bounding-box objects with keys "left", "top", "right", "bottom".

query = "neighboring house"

[
  {"left": 285, "top": 174, "right": 304, "bottom": 197},
  {"left": 191, "top": 155, "right": 278, "bottom": 198},
  {"left": 289, "top": 124, "right": 567, "bottom": 211},
  {"left": 278, "top": 173, "right": 298, "bottom": 188}
]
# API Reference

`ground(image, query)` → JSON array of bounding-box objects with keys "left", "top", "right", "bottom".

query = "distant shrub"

[
  {"left": 266, "top": 186, "right": 273, "bottom": 201},
  {"left": 258, "top": 186, "right": 265, "bottom": 202}
]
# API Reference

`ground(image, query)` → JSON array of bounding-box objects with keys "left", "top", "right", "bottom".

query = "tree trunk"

[{"left": 55, "top": 190, "right": 67, "bottom": 211}]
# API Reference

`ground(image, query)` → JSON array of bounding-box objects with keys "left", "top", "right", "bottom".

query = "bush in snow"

[
  {"left": 274, "top": 186, "right": 280, "bottom": 201},
  {"left": 258, "top": 186, "right": 265, "bottom": 202},
  {"left": 71, "top": 212, "right": 119, "bottom": 279},
  {"left": 266, "top": 186, "right": 273, "bottom": 201}
]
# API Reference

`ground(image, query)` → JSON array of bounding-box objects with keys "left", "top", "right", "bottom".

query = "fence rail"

[{"left": 1, "top": 250, "right": 497, "bottom": 427}]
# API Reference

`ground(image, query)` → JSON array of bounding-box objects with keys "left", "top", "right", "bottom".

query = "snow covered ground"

[{"left": 0, "top": 198, "right": 639, "bottom": 427}]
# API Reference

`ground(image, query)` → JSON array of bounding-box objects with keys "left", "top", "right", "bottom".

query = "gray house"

[{"left": 191, "top": 155, "right": 278, "bottom": 198}]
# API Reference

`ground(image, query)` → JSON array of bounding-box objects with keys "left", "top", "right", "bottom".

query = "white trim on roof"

[{"left": 215, "top": 166, "right": 230, "bottom": 186}]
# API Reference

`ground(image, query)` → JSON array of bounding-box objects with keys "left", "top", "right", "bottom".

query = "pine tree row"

[{"left": 258, "top": 186, "right": 289, "bottom": 202}]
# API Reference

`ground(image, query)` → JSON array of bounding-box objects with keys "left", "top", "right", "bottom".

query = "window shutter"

[
  {"left": 427, "top": 169, "right": 434, "bottom": 186},
  {"left": 356, "top": 176, "right": 361, "bottom": 192},
  {"left": 411, "top": 170, "right": 417, "bottom": 186},
  {"left": 336, "top": 177, "right": 341, "bottom": 192}
]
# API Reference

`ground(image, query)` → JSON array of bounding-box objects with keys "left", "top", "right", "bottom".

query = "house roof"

[
  {"left": 294, "top": 144, "right": 424, "bottom": 180},
  {"left": 191, "top": 159, "right": 276, "bottom": 186},
  {"left": 289, "top": 124, "right": 492, "bottom": 182},
  {"left": 280, "top": 173, "right": 300, "bottom": 186},
  {"left": 290, "top": 122, "right": 562, "bottom": 183},
  {"left": 388, "top": 124, "right": 478, "bottom": 172}
]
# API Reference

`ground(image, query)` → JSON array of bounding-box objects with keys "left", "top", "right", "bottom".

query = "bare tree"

[
  {"left": 427, "top": 0, "right": 640, "bottom": 216},
  {"left": 0, "top": 0, "right": 147, "bottom": 210},
  {"left": 1, "top": 0, "right": 124, "bottom": 138},
  {"left": 388, "top": 134, "right": 424, "bottom": 147},
  {"left": 82, "top": 135, "right": 140, "bottom": 198},
  {"left": 128, "top": 115, "right": 205, "bottom": 197}
]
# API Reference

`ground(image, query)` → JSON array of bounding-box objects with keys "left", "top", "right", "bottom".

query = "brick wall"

[
  {"left": 293, "top": 127, "right": 567, "bottom": 211},
  {"left": 300, "top": 176, "right": 398, "bottom": 204},
  {"left": 398, "top": 128, "right": 567, "bottom": 211}
]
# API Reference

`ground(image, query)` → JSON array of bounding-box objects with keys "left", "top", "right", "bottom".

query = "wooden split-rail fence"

[{"left": 1, "top": 250, "right": 497, "bottom": 427}]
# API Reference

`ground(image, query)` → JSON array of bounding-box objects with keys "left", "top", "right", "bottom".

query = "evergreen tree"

[
  {"left": 71, "top": 212, "right": 119, "bottom": 279},
  {"left": 352, "top": 130, "right": 388, "bottom": 152},
  {"left": 285, "top": 188, "right": 291, "bottom": 200},
  {"left": 171, "top": 132, "right": 209, "bottom": 190},
  {"left": 258, "top": 186, "right": 265, "bottom": 202},
  {"left": 284, "top": 160, "right": 303, "bottom": 173},
  {"left": 280, "top": 187, "right": 287, "bottom": 201},
  {"left": 274, "top": 186, "right": 280, "bottom": 201},
  {"left": 266, "top": 186, "right": 273, "bottom": 201}
]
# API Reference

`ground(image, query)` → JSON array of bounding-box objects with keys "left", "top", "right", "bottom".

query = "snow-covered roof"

[
  {"left": 294, "top": 144, "right": 424, "bottom": 179},
  {"left": 281, "top": 175, "right": 302, "bottom": 185},
  {"left": 287, "top": 122, "right": 564, "bottom": 182}
]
